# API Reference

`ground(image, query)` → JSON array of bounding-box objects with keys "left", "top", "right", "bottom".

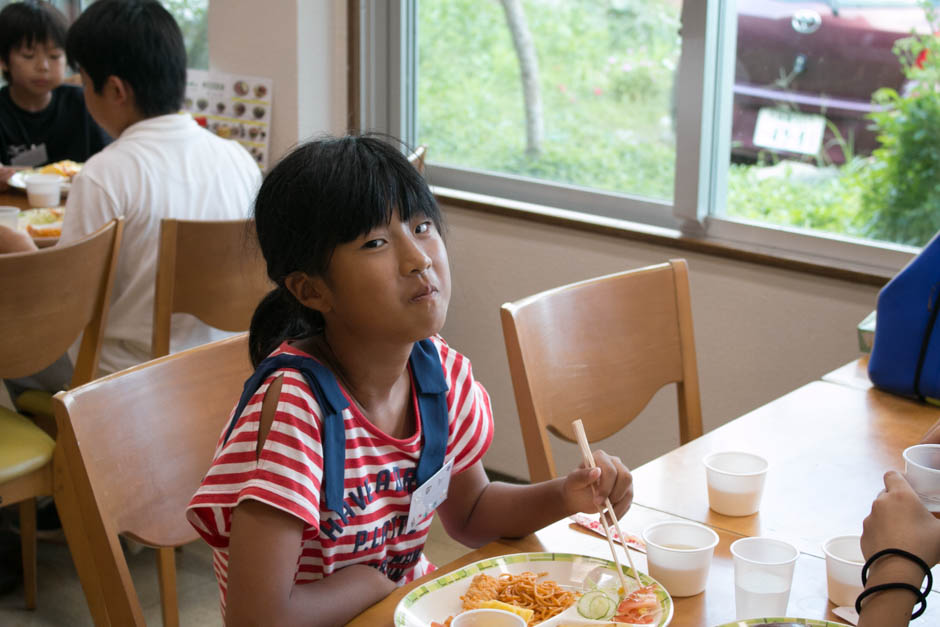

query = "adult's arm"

[{"left": 0, "top": 225, "right": 37, "bottom": 253}]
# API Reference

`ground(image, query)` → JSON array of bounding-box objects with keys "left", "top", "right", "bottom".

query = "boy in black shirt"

[{"left": 0, "top": 0, "right": 109, "bottom": 185}]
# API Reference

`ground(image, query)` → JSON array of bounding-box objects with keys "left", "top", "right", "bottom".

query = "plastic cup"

[
  {"left": 0, "top": 205, "right": 18, "bottom": 230},
  {"left": 903, "top": 444, "right": 940, "bottom": 514},
  {"left": 703, "top": 451, "right": 769, "bottom": 516},
  {"left": 450, "top": 608, "right": 526, "bottom": 627},
  {"left": 643, "top": 520, "right": 719, "bottom": 597},
  {"left": 24, "top": 173, "right": 63, "bottom": 207},
  {"left": 822, "top": 535, "right": 864, "bottom": 607},
  {"left": 731, "top": 537, "right": 799, "bottom": 619}
]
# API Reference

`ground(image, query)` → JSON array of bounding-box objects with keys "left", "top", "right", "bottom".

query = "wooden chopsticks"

[{"left": 572, "top": 418, "right": 643, "bottom": 590}]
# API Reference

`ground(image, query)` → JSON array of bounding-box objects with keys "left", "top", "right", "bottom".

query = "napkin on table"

[{"left": 568, "top": 513, "right": 646, "bottom": 553}]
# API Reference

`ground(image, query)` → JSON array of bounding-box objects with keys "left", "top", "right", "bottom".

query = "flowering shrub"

[{"left": 857, "top": 6, "right": 940, "bottom": 246}]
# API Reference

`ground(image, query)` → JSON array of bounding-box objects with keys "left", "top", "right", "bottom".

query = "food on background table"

[
  {"left": 20, "top": 207, "right": 64, "bottom": 238},
  {"left": 39, "top": 160, "right": 82, "bottom": 180}
]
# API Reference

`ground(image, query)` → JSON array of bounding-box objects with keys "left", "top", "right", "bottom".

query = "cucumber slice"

[{"left": 577, "top": 590, "right": 614, "bottom": 620}]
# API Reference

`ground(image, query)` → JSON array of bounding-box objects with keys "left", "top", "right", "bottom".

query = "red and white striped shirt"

[{"left": 186, "top": 335, "right": 493, "bottom": 616}]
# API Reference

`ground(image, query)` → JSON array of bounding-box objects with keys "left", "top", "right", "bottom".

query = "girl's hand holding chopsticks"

[{"left": 561, "top": 449, "right": 634, "bottom": 523}]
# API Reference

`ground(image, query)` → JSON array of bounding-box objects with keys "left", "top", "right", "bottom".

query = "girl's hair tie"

[
  {"left": 855, "top": 582, "right": 927, "bottom": 619},
  {"left": 855, "top": 548, "right": 933, "bottom": 620},
  {"left": 861, "top": 548, "right": 932, "bottom": 589}
]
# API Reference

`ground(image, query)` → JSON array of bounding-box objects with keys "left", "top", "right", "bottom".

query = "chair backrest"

[
  {"left": 0, "top": 218, "right": 123, "bottom": 387},
  {"left": 408, "top": 144, "right": 427, "bottom": 173},
  {"left": 52, "top": 333, "right": 253, "bottom": 626},
  {"left": 151, "top": 218, "right": 273, "bottom": 358},
  {"left": 500, "top": 258, "right": 703, "bottom": 482}
]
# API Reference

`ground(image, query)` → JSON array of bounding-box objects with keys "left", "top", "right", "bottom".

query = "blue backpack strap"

[
  {"left": 411, "top": 338, "right": 450, "bottom": 486},
  {"left": 221, "top": 353, "right": 350, "bottom": 512},
  {"left": 222, "top": 339, "right": 450, "bottom": 513}
]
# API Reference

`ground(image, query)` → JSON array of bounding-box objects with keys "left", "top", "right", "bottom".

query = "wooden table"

[
  {"left": 349, "top": 505, "right": 939, "bottom": 626},
  {"left": 349, "top": 375, "right": 940, "bottom": 626},
  {"left": 0, "top": 189, "right": 31, "bottom": 210},
  {"left": 631, "top": 380, "right": 940, "bottom": 558},
  {"left": 822, "top": 356, "right": 872, "bottom": 391}
]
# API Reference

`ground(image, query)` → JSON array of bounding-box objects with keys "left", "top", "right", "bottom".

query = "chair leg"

[
  {"left": 18, "top": 498, "right": 37, "bottom": 610},
  {"left": 156, "top": 546, "right": 179, "bottom": 627}
]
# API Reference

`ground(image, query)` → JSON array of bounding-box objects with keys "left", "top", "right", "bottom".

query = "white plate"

[
  {"left": 394, "top": 552, "right": 673, "bottom": 627},
  {"left": 8, "top": 170, "right": 72, "bottom": 193}
]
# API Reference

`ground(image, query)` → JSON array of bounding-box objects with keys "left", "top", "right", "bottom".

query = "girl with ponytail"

[{"left": 187, "top": 135, "right": 634, "bottom": 626}]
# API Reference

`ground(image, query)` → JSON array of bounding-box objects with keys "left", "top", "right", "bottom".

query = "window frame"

[{"left": 357, "top": 0, "right": 920, "bottom": 279}]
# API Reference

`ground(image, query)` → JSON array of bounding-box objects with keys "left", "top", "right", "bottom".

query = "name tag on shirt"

[
  {"left": 405, "top": 457, "right": 453, "bottom": 533},
  {"left": 10, "top": 143, "right": 48, "bottom": 167}
]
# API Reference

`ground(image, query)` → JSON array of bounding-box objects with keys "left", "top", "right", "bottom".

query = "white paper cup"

[
  {"left": 903, "top": 444, "right": 940, "bottom": 513},
  {"left": 0, "top": 205, "right": 18, "bottom": 230},
  {"left": 451, "top": 608, "right": 526, "bottom": 627},
  {"left": 643, "top": 520, "right": 719, "bottom": 597},
  {"left": 731, "top": 537, "right": 799, "bottom": 619},
  {"left": 703, "top": 451, "right": 769, "bottom": 516},
  {"left": 24, "top": 173, "right": 63, "bottom": 208},
  {"left": 822, "top": 535, "right": 864, "bottom": 607}
]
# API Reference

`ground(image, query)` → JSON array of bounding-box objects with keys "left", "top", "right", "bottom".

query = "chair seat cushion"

[
  {"left": 13, "top": 389, "right": 54, "bottom": 420},
  {"left": 0, "top": 407, "right": 55, "bottom": 483}
]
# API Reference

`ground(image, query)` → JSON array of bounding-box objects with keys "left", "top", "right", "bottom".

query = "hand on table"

[
  {"left": 0, "top": 166, "right": 15, "bottom": 190},
  {"left": 0, "top": 225, "right": 37, "bottom": 253},
  {"left": 862, "top": 470, "right": 940, "bottom": 568},
  {"left": 562, "top": 450, "right": 633, "bottom": 521}
]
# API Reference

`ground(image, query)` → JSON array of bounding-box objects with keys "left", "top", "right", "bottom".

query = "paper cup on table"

[
  {"left": 24, "top": 173, "right": 63, "bottom": 208},
  {"left": 822, "top": 535, "right": 864, "bottom": 607},
  {"left": 703, "top": 451, "right": 769, "bottom": 516},
  {"left": 731, "top": 537, "right": 799, "bottom": 619},
  {"left": 0, "top": 205, "right": 18, "bottom": 230},
  {"left": 903, "top": 444, "right": 940, "bottom": 514},
  {"left": 451, "top": 608, "right": 526, "bottom": 627},
  {"left": 642, "top": 520, "right": 719, "bottom": 597}
]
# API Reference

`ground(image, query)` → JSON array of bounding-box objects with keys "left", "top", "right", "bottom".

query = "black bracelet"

[
  {"left": 854, "top": 582, "right": 927, "bottom": 619},
  {"left": 861, "top": 548, "right": 933, "bottom": 591}
]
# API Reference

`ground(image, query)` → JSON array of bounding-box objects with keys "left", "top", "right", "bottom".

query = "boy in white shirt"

[{"left": 2, "top": 0, "right": 260, "bottom": 388}]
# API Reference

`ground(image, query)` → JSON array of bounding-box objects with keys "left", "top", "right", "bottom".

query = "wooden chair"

[
  {"left": 500, "top": 258, "right": 703, "bottom": 482},
  {"left": 408, "top": 144, "right": 427, "bottom": 173},
  {"left": 150, "top": 218, "right": 270, "bottom": 624},
  {"left": 151, "top": 218, "right": 273, "bottom": 359},
  {"left": 52, "top": 333, "right": 252, "bottom": 626},
  {"left": 0, "top": 217, "right": 123, "bottom": 610}
]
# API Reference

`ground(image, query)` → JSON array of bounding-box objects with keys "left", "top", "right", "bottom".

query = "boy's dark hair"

[
  {"left": 65, "top": 0, "right": 185, "bottom": 117},
  {"left": 0, "top": 0, "right": 70, "bottom": 82},
  {"left": 249, "top": 135, "right": 444, "bottom": 367}
]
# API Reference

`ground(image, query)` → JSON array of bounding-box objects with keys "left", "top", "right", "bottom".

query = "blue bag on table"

[{"left": 869, "top": 230, "right": 940, "bottom": 403}]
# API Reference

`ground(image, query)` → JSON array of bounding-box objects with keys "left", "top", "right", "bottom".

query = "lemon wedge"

[{"left": 478, "top": 600, "right": 534, "bottom": 622}]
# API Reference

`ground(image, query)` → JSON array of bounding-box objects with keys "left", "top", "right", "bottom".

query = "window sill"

[{"left": 433, "top": 186, "right": 903, "bottom": 288}]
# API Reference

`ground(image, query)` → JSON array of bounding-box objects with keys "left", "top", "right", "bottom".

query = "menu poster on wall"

[{"left": 184, "top": 69, "right": 273, "bottom": 170}]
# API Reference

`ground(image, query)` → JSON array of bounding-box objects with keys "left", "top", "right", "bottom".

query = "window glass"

[
  {"left": 417, "top": 0, "right": 682, "bottom": 203},
  {"left": 722, "top": 0, "right": 940, "bottom": 247},
  {"left": 0, "top": 1, "right": 208, "bottom": 70},
  {"left": 161, "top": 0, "right": 209, "bottom": 70}
]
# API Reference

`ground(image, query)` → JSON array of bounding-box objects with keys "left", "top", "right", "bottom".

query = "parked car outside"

[{"left": 733, "top": 0, "right": 938, "bottom": 164}]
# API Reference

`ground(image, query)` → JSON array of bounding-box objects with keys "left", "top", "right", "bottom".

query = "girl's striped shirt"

[{"left": 186, "top": 335, "right": 493, "bottom": 616}]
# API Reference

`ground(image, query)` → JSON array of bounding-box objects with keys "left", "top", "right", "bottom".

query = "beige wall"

[
  {"left": 208, "top": 0, "right": 348, "bottom": 163},
  {"left": 206, "top": 2, "right": 881, "bottom": 482},
  {"left": 440, "top": 205, "right": 879, "bottom": 480}
]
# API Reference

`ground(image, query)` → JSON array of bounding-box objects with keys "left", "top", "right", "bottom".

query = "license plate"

[{"left": 753, "top": 107, "right": 826, "bottom": 155}]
